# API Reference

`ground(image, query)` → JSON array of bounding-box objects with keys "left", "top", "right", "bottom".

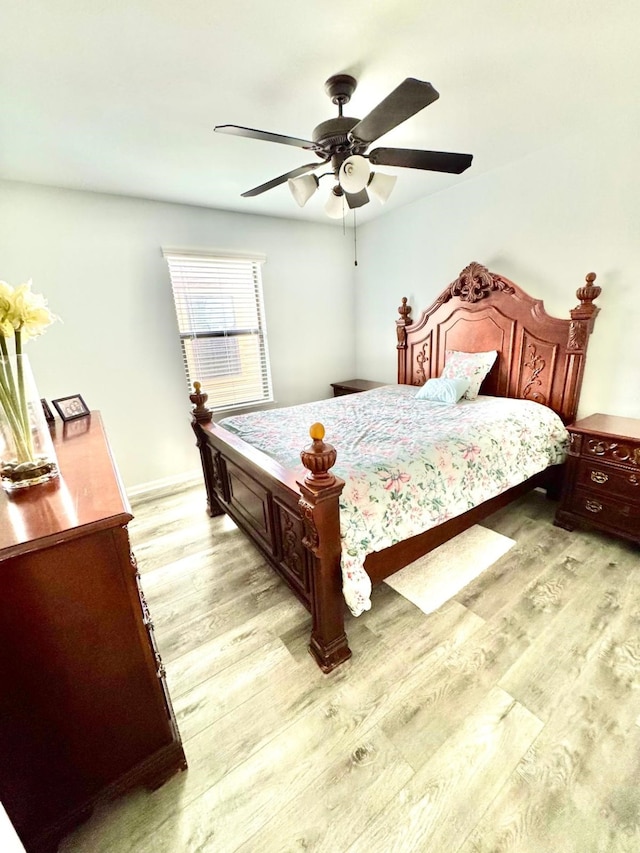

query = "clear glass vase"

[{"left": 0, "top": 354, "right": 59, "bottom": 492}]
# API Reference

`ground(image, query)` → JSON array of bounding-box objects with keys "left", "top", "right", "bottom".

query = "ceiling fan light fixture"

[
  {"left": 338, "top": 155, "right": 370, "bottom": 194},
  {"left": 325, "top": 186, "right": 346, "bottom": 219},
  {"left": 367, "top": 171, "right": 397, "bottom": 204},
  {"left": 288, "top": 173, "right": 319, "bottom": 207}
]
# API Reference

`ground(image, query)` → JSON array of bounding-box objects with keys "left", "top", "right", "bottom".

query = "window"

[{"left": 164, "top": 250, "right": 273, "bottom": 412}]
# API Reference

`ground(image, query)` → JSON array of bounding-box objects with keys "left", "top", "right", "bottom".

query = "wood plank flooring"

[{"left": 59, "top": 484, "right": 640, "bottom": 853}]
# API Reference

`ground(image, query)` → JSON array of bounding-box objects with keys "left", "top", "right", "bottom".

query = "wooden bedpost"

[
  {"left": 563, "top": 272, "right": 602, "bottom": 424},
  {"left": 298, "top": 423, "right": 352, "bottom": 673},
  {"left": 396, "top": 297, "right": 412, "bottom": 384},
  {"left": 189, "top": 383, "right": 224, "bottom": 518}
]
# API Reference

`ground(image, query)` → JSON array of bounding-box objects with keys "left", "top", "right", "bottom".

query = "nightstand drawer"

[
  {"left": 575, "top": 459, "right": 640, "bottom": 502},
  {"left": 580, "top": 433, "right": 640, "bottom": 467},
  {"left": 567, "top": 487, "right": 640, "bottom": 537}
]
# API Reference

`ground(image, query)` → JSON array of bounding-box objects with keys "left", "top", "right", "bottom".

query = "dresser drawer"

[
  {"left": 575, "top": 458, "right": 640, "bottom": 502},
  {"left": 567, "top": 487, "right": 640, "bottom": 538}
]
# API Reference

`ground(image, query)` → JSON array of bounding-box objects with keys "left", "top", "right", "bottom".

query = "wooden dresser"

[
  {"left": 0, "top": 413, "right": 186, "bottom": 853},
  {"left": 554, "top": 413, "right": 640, "bottom": 545}
]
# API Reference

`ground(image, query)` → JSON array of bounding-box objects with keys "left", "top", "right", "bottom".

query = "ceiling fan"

[{"left": 215, "top": 74, "right": 473, "bottom": 218}]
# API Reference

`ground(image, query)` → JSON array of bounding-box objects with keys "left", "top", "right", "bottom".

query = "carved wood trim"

[
  {"left": 281, "top": 511, "right": 304, "bottom": 580},
  {"left": 522, "top": 344, "right": 547, "bottom": 405},
  {"left": 415, "top": 341, "right": 429, "bottom": 386},
  {"left": 212, "top": 451, "right": 228, "bottom": 501},
  {"left": 299, "top": 497, "right": 320, "bottom": 553},
  {"left": 567, "top": 320, "right": 588, "bottom": 351},
  {"left": 568, "top": 433, "right": 583, "bottom": 456},
  {"left": 585, "top": 440, "right": 640, "bottom": 467},
  {"left": 434, "top": 261, "right": 515, "bottom": 307}
]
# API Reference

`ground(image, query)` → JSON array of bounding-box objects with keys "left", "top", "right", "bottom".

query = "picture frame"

[
  {"left": 40, "top": 398, "right": 55, "bottom": 425},
  {"left": 52, "top": 394, "right": 90, "bottom": 422}
]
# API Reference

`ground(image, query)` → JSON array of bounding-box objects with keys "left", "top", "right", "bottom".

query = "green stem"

[
  {"left": 14, "top": 331, "right": 35, "bottom": 458},
  {"left": 0, "top": 336, "right": 22, "bottom": 424},
  {"left": 0, "top": 339, "right": 25, "bottom": 433},
  {"left": 0, "top": 337, "right": 14, "bottom": 402},
  {"left": 0, "top": 378, "right": 31, "bottom": 461}
]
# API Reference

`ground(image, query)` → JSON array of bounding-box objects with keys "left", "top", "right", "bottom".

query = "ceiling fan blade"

[
  {"left": 349, "top": 79, "right": 439, "bottom": 145},
  {"left": 215, "top": 124, "right": 319, "bottom": 150},
  {"left": 345, "top": 188, "right": 369, "bottom": 209},
  {"left": 241, "top": 162, "right": 325, "bottom": 198},
  {"left": 369, "top": 147, "right": 473, "bottom": 174}
]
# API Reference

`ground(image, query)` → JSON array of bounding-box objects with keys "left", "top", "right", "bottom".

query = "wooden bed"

[{"left": 189, "top": 262, "right": 601, "bottom": 672}]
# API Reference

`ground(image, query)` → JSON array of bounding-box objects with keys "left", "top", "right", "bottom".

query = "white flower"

[
  {"left": 0, "top": 279, "right": 59, "bottom": 465},
  {"left": 6, "top": 280, "right": 57, "bottom": 339}
]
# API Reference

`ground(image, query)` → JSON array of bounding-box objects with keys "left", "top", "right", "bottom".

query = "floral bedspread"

[{"left": 220, "top": 385, "right": 568, "bottom": 616}]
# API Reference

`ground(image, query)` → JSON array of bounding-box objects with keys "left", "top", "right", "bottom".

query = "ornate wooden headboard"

[{"left": 396, "top": 262, "right": 601, "bottom": 424}]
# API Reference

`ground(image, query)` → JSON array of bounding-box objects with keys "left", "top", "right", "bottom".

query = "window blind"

[{"left": 164, "top": 250, "right": 273, "bottom": 412}]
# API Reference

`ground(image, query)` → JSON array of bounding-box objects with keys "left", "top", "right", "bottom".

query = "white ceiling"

[{"left": 1, "top": 1, "right": 637, "bottom": 224}]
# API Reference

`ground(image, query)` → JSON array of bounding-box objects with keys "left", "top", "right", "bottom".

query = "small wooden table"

[
  {"left": 330, "top": 378, "right": 386, "bottom": 397},
  {"left": 554, "top": 413, "right": 640, "bottom": 545}
]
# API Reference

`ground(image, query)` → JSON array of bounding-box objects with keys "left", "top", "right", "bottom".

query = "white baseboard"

[{"left": 126, "top": 469, "right": 203, "bottom": 501}]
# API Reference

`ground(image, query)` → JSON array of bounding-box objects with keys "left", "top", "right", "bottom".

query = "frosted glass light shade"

[
  {"left": 338, "top": 155, "right": 370, "bottom": 194},
  {"left": 325, "top": 187, "right": 346, "bottom": 219},
  {"left": 288, "top": 174, "right": 319, "bottom": 207},
  {"left": 368, "top": 171, "right": 397, "bottom": 204}
]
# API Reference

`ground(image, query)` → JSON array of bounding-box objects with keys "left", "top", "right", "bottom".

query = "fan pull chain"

[{"left": 353, "top": 209, "right": 358, "bottom": 266}]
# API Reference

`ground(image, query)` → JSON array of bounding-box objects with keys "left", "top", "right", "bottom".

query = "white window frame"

[{"left": 164, "top": 249, "right": 273, "bottom": 412}]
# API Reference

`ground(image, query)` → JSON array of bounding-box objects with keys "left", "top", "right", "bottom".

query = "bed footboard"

[{"left": 190, "top": 386, "right": 351, "bottom": 672}]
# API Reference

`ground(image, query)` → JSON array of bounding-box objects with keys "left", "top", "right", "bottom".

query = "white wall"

[
  {"left": 355, "top": 116, "right": 640, "bottom": 422},
  {"left": 0, "top": 181, "right": 355, "bottom": 490}
]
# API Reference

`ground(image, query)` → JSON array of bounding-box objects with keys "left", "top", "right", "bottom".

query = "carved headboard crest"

[{"left": 435, "top": 261, "right": 515, "bottom": 308}]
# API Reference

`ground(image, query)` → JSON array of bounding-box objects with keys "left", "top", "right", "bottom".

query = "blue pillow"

[{"left": 415, "top": 377, "right": 471, "bottom": 404}]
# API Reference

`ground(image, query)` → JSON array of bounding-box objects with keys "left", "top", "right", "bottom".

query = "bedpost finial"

[
  {"left": 397, "top": 297, "right": 412, "bottom": 323},
  {"left": 190, "top": 381, "right": 212, "bottom": 423},
  {"left": 309, "top": 422, "right": 325, "bottom": 441},
  {"left": 301, "top": 422, "right": 336, "bottom": 487},
  {"left": 577, "top": 271, "right": 601, "bottom": 302},
  {"left": 573, "top": 271, "right": 601, "bottom": 321}
]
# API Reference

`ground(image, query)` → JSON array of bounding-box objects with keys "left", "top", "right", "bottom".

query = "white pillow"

[
  {"left": 440, "top": 350, "right": 497, "bottom": 400},
  {"left": 415, "top": 377, "right": 470, "bottom": 404}
]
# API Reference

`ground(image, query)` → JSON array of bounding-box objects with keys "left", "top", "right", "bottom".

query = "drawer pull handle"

[
  {"left": 585, "top": 499, "right": 603, "bottom": 513},
  {"left": 590, "top": 471, "right": 608, "bottom": 484},
  {"left": 630, "top": 474, "right": 639, "bottom": 486}
]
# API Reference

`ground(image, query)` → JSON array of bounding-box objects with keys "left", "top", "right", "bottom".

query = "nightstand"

[
  {"left": 330, "top": 379, "right": 386, "bottom": 397},
  {"left": 554, "top": 413, "right": 640, "bottom": 545}
]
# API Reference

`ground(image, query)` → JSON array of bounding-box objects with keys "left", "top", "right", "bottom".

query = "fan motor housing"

[{"left": 311, "top": 116, "right": 368, "bottom": 159}]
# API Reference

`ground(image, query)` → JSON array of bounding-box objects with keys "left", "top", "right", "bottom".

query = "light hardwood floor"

[{"left": 60, "top": 484, "right": 640, "bottom": 853}]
